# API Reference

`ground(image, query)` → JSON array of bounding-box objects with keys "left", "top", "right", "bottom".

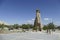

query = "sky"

[{"left": 0, "top": 0, "right": 60, "bottom": 25}]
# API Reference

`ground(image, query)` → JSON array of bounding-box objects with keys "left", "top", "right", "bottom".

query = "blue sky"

[{"left": 0, "top": 0, "right": 60, "bottom": 25}]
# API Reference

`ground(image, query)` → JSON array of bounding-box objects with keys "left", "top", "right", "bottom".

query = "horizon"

[{"left": 0, "top": 0, "right": 60, "bottom": 26}]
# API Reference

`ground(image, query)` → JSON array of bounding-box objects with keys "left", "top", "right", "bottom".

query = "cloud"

[
  {"left": 26, "top": 18, "right": 35, "bottom": 24},
  {"left": 44, "top": 18, "right": 53, "bottom": 23},
  {"left": 32, "top": 19, "right": 35, "bottom": 21},
  {"left": 44, "top": 18, "right": 50, "bottom": 21}
]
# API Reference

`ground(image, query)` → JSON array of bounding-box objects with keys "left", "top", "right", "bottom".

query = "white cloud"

[
  {"left": 44, "top": 18, "right": 50, "bottom": 21},
  {"left": 32, "top": 19, "right": 35, "bottom": 21},
  {"left": 26, "top": 18, "right": 35, "bottom": 24}
]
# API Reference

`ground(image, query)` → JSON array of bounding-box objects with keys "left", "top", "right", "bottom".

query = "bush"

[
  {"left": 33, "top": 27, "right": 37, "bottom": 30},
  {"left": 13, "top": 24, "right": 20, "bottom": 29},
  {"left": 43, "top": 25, "right": 47, "bottom": 30},
  {"left": 21, "top": 24, "right": 29, "bottom": 29}
]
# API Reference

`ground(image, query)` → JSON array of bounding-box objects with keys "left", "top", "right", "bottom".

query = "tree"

[
  {"left": 47, "top": 22, "right": 55, "bottom": 30},
  {"left": 27, "top": 24, "right": 33, "bottom": 29},
  {"left": 8, "top": 25, "right": 14, "bottom": 30},
  {"left": 21, "top": 24, "right": 29, "bottom": 29},
  {"left": 43, "top": 22, "right": 55, "bottom": 33},
  {"left": 33, "top": 27, "right": 37, "bottom": 30},
  {"left": 0, "top": 24, "right": 5, "bottom": 30},
  {"left": 20, "top": 24, "right": 34, "bottom": 31},
  {"left": 43, "top": 25, "right": 48, "bottom": 30},
  {"left": 13, "top": 24, "right": 20, "bottom": 29},
  {"left": 47, "top": 22, "right": 56, "bottom": 33},
  {"left": 57, "top": 26, "right": 60, "bottom": 30}
]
